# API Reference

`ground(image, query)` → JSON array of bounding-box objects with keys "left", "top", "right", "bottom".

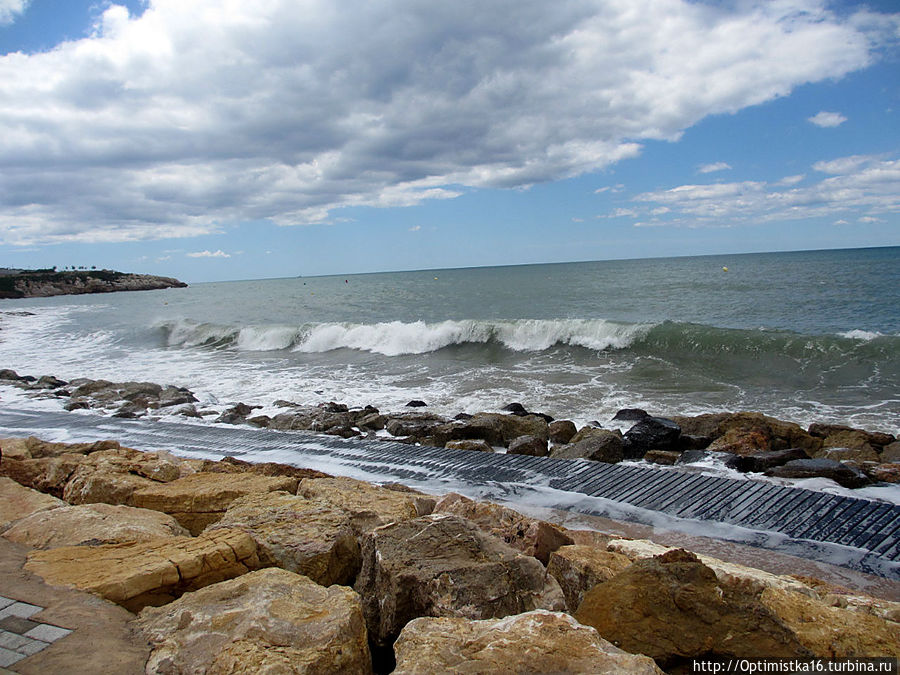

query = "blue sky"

[{"left": 0, "top": 0, "right": 898, "bottom": 282}]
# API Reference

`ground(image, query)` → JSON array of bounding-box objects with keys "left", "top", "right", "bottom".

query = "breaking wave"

[{"left": 156, "top": 317, "right": 900, "bottom": 364}]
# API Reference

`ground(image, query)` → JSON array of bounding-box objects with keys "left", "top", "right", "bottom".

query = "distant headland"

[{"left": 0, "top": 267, "right": 187, "bottom": 299}]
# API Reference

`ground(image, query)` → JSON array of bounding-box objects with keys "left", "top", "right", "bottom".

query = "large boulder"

[
  {"left": 136, "top": 568, "right": 372, "bottom": 675},
  {"left": 62, "top": 446, "right": 185, "bottom": 506},
  {"left": 549, "top": 420, "right": 578, "bottom": 445},
  {"left": 764, "top": 458, "right": 870, "bottom": 489},
  {"left": 3, "top": 503, "right": 189, "bottom": 549},
  {"left": 546, "top": 544, "right": 632, "bottom": 612},
  {"left": 818, "top": 446, "right": 881, "bottom": 463},
  {"left": 733, "top": 447, "right": 810, "bottom": 473},
  {"left": 622, "top": 417, "right": 681, "bottom": 459},
  {"left": 551, "top": 430, "right": 624, "bottom": 463},
  {"left": 25, "top": 528, "right": 259, "bottom": 612},
  {"left": 0, "top": 453, "right": 85, "bottom": 498},
  {"left": 881, "top": 441, "right": 900, "bottom": 463},
  {"left": 674, "top": 413, "right": 822, "bottom": 456},
  {"left": 393, "top": 610, "right": 662, "bottom": 675},
  {"left": 0, "top": 476, "right": 65, "bottom": 530},
  {"left": 469, "top": 413, "right": 550, "bottom": 445},
  {"left": 445, "top": 439, "right": 494, "bottom": 452},
  {"left": 574, "top": 549, "right": 900, "bottom": 666},
  {"left": 809, "top": 423, "right": 895, "bottom": 448},
  {"left": 433, "top": 493, "right": 573, "bottom": 564},
  {"left": 297, "top": 476, "right": 430, "bottom": 535},
  {"left": 508, "top": 434, "right": 549, "bottom": 457},
  {"left": 354, "top": 514, "right": 566, "bottom": 647},
  {"left": 130, "top": 471, "right": 299, "bottom": 534},
  {"left": 207, "top": 491, "right": 361, "bottom": 586}
]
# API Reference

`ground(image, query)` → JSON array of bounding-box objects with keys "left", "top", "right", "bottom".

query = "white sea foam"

[{"left": 838, "top": 329, "right": 884, "bottom": 341}]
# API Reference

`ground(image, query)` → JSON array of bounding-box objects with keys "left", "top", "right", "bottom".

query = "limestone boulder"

[
  {"left": 819, "top": 446, "right": 881, "bottom": 463},
  {"left": 881, "top": 441, "right": 900, "bottom": 463},
  {"left": 355, "top": 514, "right": 566, "bottom": 647},
  {"left": 575, "top": 549, "right": 899, "bottom": 664},
  {"left": 4, "top": 503, "right": 189, "bottom": 549},
  {"left": 207, "top": 491, "right": 361, "bottom": 586},
  {"left": 642, "top": 450, "right": 681, "bottom": 465},
  {"left": 433, "top": 493, "right": 573, "bottom": 564},
  {"left": 297, "top": 476, "right": 424, "bottom": 535},
  {"left": 764, "top": 458, "right": 870, "bottom": 489},
  {"left": 136, "top": 568, "right": 372, "bottom": 675},
  {"left": 469, "top": 412, "right": 550, "bottom": 445},
  {"left": 551, "top": 429, "right": 624, "bottom": 463},
  {"left": 0, "top": 476, "right": 65, "bottom": 530},
  {"left": 393, "top": 610, "right": 662, "bottom": 675},
  {"left": 131, "top": 471, "right": 298, "bottom": 534},
  {"left": 25, "top": 528, "right": 259, "bottom": 612},
  {"left": 733, "top": 447, "right": 810, "bottom": 473},
  {"left": 809, "top": 423, "right": 895, "bottom": 448},
  {"left": 1, "top": 452, "right": 85, "bottom": 498},
  {"left": 867, "top": 464, "right": 900, "bottom": 483},
  {"left": 547, "top": 544, "right": 632, "bottom": 612},
  {"left": 62, "top": 446, "right": 185, "bottom": 506}
]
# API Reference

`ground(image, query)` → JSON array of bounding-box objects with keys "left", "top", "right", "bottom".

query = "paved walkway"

[{"left": 0, "top": 538, "right": 149, "bottom": 674}]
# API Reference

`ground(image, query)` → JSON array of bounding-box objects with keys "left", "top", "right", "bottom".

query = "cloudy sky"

[{"left": 1, "top": 0, "right": 898, "bottom": 281}]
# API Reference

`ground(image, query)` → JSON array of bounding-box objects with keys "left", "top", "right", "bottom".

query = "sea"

[{"left": 1, "top": 246, "right": 898, "bottom": 435}]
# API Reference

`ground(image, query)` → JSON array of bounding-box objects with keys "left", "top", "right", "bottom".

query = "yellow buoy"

[{"left": 722, "top": 266, "right": 729, "bottom": 272}]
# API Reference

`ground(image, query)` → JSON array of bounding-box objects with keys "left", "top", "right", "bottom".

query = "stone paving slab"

[{"left": 0, "top": 596, "right": 71, "bottom": 668}]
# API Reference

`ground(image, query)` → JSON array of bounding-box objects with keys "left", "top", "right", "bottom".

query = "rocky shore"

[
  {"left": 0, "top": 269, "right": 186, "bottom": 299},
  {"left": 1, "top": 433, "right": 898, "bottom": 673},
  {"left": 2, "top": 368, "right": 898, "bottom": 490}
]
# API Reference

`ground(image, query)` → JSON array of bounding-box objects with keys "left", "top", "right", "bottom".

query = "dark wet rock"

[
  {"left": 819, "top": 446, "right": 880, "bottom": 464},
  {"left": 406, "top": 400, "right": 428, "bottom": 407},
  {"left": 733, "top": 448, "right": 810, "bottom": 473},
  {"left": 508, "top": 435, "right": 549, "bottom": 457},
  {"left": 548, "top": 420, "right": 577, "bottom": 445},
  {"left": 113, "top": 402, "right": 146, "bottom": 419},
  {"left": 273, "top": 399, "right": 299, "bottom": 408},
  {"left": 156, "top": 386, "right": 198, "bottom": 408},
  {"left": 454, "top": 413, "right": 473, "bottom": 421},
  {"left": 678, "top": 434, "right": 713, "bottom": 450},
  {"left": 502, "top": 402, "right": 528, "bottom": 415},
  {"left": 64, "top": 399, "right": 91, "bottom": 411},
  {"left": 808, "top": 423, "right": 895, "bottom": 448},
  {"left": 612, "top": 408, "right": 649, "bottom": 422},
  {"left": 34, "top": 375, "right": 68, "bottom": 389},
  {"left": 642, "top": 450, "right": 681, "bottom": 465},
  {"left": 385, "top": 412, "right": 449, "bottom": 439},
  {"left": 622, "top": 417, "right": 681, "bottom": 459},
  {"left": 531, "top": 412, "right": 554, "bottom": 423},
  {"left": 882, "top": 442, "right": 900, "bottom": 463},
  {"left": 551, "top": 430, "right": 623, "bottom": 464},
  {"left": 0, "top": 369, "right": 23, "bottom": 380},
  {"left": 323, "top": 401, "right": 349, "bottom": 413},
  {"left": 765, "top": 459, "right": 871, "bottom": 489},
  {"left": 246, "top": 415, "right": 271, "bottom": 428},
  {"left": 175, "top": 404, "right": 202, "bottom": 418},
  {"left": 568, "top": 426, "right": 610, "bottom": 445}
]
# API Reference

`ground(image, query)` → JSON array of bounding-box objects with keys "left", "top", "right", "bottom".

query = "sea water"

[{"left": 1, "top": 246, "right": 898, "bottom": 434}]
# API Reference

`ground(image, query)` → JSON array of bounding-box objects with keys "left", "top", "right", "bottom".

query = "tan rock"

[
  {"left": 0, "top": 476, "right": 65, "bottom": 530},
  {"left": 0, "top": 453, "right": 85, "bottom": 498},
  {"left": 470, "top": 412, "right": 550, "bottom": 444},
  {"left": 607, "top": 539, "right": 815, "bottom": 596},
  {"left": 25, "top": 528, "right": 259, "bottom": 612},
  {"left": 131, "top": 471, "right": 298, "bottom": 534},
  {"left": 882, "top": 441, "right": 900, "bottom": 463},
  {"left": 62, "top": 446, "right": 184, "bottom": 506},
  {"left": 297, "top": 476, "right": 421, "bottom": 535},
  {"left": 575, "top": 549, "right": 900, "bottom": 664},
  {"left": 208, "top": 491, "right": 360, "bottom": 586},
  {"left": 393, "top": 610, "right": 662, "bottom": 675},
  {"left": 355, "top": 513, "right": 566, "bottom": 647},
  {"left": 4, "top": 503, "right": 189, "bottom": 549},
  {"left": 446, "top": 439, "right": 494, "bottom": 452},
  {"left": 0, "top": 436, "right": 122, "bottom": 459},
  {"left": 819, "top": 446, "right": 881, "bottom": 463},
  {"left": 867, "top": 464, "right": 900, "bottom": 483},
  {"left": 547, "top": 545, "right": 632, "bottom": 612},
  {"left": 433, "top": 492, "right": 573, "bottom": 564},
  {"left": 136, "top": 568, "right": 372, "bottom": 674}
]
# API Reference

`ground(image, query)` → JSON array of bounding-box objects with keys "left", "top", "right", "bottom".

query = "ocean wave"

[{"left": 157, "top": 318, "right": 653, "bottom": 355}]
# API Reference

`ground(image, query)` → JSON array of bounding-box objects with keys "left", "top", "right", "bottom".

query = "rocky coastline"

[
  {"left": 0, "top": 269, "right": 187, "bottom": 299},
  {"left": 1, "top": 432, "right": 899, "bottom": 673},
  {"left": 2, "top": 368, "right": 898, "bottom": 490}
]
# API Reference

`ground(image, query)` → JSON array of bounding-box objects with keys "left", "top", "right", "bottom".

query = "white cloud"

[
  {"left": 0, "top": 0, "right": 29, "bottom": 26},
  {"left": 603, "top": 208, "right": 639, "bottom": 218},
  {"left": 698, "top": 162, "right": 731, "bottom": 174},
  {"left": 808, "top": 111, "right": 848, "bottom": 128},
  {"left": 778, "top": 174, "right": 805, "bottom": 186},
  {"left": 408, "top": 225, "right": 421, "bottom": 232},
  {"left": 187, "top": 249, "right": 230, "bottom": 258},
  {"left": 632, "top": 155, "right": 900, "bottom": 226},
  {"left": 0, "top": 0, "right": 894, "bottom": 245}
]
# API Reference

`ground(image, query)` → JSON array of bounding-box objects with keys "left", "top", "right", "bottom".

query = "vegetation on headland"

[{"left": 0, "top": 267, "right": 187, "bottom": 299}]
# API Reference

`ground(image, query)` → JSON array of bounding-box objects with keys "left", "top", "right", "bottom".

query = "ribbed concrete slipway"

[{"left": 1, "top": 407, "right": 897, "bottom": 579}]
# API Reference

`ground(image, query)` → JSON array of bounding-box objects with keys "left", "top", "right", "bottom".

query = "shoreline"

[{"left": 0, "top": 269, "right": 187, "bottom": 299}]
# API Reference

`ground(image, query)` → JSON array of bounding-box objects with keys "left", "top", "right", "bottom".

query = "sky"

[{"left": 0, "top": 0, "right": 898, "bottom": 282}]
